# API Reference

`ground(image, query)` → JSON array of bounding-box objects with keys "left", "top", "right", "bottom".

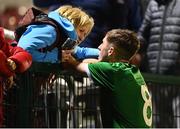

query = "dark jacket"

[{"left": 138, "top": 0, "right": 180, "bottom": 75}]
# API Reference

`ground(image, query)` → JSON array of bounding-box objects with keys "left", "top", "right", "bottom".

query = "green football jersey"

[{"left": 88, "top": 62, "right": 152, "bottom": 128}]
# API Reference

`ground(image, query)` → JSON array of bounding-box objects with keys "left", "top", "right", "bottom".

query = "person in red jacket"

[{"left": 0, "top": 27, "right": 32, "bottom": 127}]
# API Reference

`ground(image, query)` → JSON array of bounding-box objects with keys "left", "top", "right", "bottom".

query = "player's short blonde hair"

[{"left": 56, "top": 5, "right": 94, "bottom": 35}]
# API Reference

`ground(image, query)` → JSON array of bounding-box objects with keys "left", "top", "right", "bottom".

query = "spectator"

[
  {"left": 0, "top": 7, "right": 22, "bottom": 30},
  {"left": 62, "top": 29, "right": 152, "bottom": 128},
  {"left": 33, "top": 0, "right": 143, "bottom": 48},
  {"left": 138, "top": 0, "right": 180, "bottom": 127},
  {"left": 18, "top": 5, "right": 99, "bottom": 63},
  {"left": 0, "top": 27, "right": 32, "bottom": 127}
]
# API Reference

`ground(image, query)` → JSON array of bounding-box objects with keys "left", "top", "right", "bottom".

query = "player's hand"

[
  {"left": 62, "top": 50, "right": 79, "bottom": 69},
  {"left": 62, "top": 50, "right": 75, "bottom": 62}
]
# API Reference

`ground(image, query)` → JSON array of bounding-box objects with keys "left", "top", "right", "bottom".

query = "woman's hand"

[{"left": 7, "top": 58, "right": 16, "bottom": 71}]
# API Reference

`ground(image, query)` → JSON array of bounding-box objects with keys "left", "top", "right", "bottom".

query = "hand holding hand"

[
  {"left": 62, "top": 50, "right": 79, "bottom": 69},
  {"left": 62, "top": 50, "right": 75, "bottom": 63}
]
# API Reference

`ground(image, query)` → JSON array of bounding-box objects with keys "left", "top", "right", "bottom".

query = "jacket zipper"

[{"left": 156, "top": 5, "right": 168, "bottom": 74}]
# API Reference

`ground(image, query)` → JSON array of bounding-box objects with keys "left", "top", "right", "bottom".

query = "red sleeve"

[
  {"left": 8, "top": 46, "right": 32, "bottom": 73},
  {"left": 0, "top": 50, "right": 14, "bottom": 77},
  {"left": 0, "top": 27, "right": 32, "bottom": 73}
]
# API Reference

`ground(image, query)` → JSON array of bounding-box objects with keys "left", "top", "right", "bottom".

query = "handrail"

[
  {"left": 29, "top": 62, "right": 61, "bottom": 74},
  {"left": 29, "top": 62, "right": 180, "bottom": 85},
  {"left": 143, "top": 73, "right": 180, "bottom": 85}
]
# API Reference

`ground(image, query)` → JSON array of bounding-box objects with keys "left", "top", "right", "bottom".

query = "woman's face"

[{"left": 76, "top": 26, "right": 89, "bottom": 44}]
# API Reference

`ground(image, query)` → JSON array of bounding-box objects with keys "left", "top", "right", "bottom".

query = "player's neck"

[{"left": 119, "top": 59, "right": 129, "bottom": 63}]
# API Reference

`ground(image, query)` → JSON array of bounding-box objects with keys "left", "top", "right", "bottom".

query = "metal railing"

[{"left": 2, "top": 62, "right": 180, "bottom": 128}]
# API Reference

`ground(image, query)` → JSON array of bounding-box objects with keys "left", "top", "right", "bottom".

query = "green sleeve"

[{"left": 88, "top": 62, "right": 115, "bottom": 90}]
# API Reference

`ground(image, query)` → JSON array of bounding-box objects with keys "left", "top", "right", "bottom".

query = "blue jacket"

[{"left": 18, "top": 11, "right": 99, "bottom": 63}]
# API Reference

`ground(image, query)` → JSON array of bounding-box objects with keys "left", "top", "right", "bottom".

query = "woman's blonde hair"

[{"left": 56, "top": 5, "right": 94, "bottom": 35}]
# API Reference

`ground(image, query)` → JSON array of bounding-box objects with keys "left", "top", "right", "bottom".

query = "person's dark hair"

[
  {"left": 33, "top": 0, "right": 57, "bottom": 8},
  {"left": 106, "top": 29, "right": 140, "bottom": 60},
  {"left": 155, "top": 0, "right": 171, "bottom": 5}
]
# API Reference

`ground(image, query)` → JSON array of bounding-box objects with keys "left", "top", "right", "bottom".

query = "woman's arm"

[
  {"left": 73, "top": 46, "right": 99, "bottom": 60},
  {"left": 18, "top": 24, "right": 59, "bottom": 63}
]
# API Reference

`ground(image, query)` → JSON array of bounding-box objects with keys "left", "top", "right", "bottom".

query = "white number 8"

[{"left": 141, "top": 85, "right": 152, "bottom": 127}]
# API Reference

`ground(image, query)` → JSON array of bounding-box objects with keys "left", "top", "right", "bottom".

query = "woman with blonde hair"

[{"left": 18, "top": 5, "right": 99, "bottom": 63}]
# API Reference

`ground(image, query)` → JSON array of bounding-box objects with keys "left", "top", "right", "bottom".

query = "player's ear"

[{"left": 108, "top": 46, "right": 115, "bottom": 56}]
